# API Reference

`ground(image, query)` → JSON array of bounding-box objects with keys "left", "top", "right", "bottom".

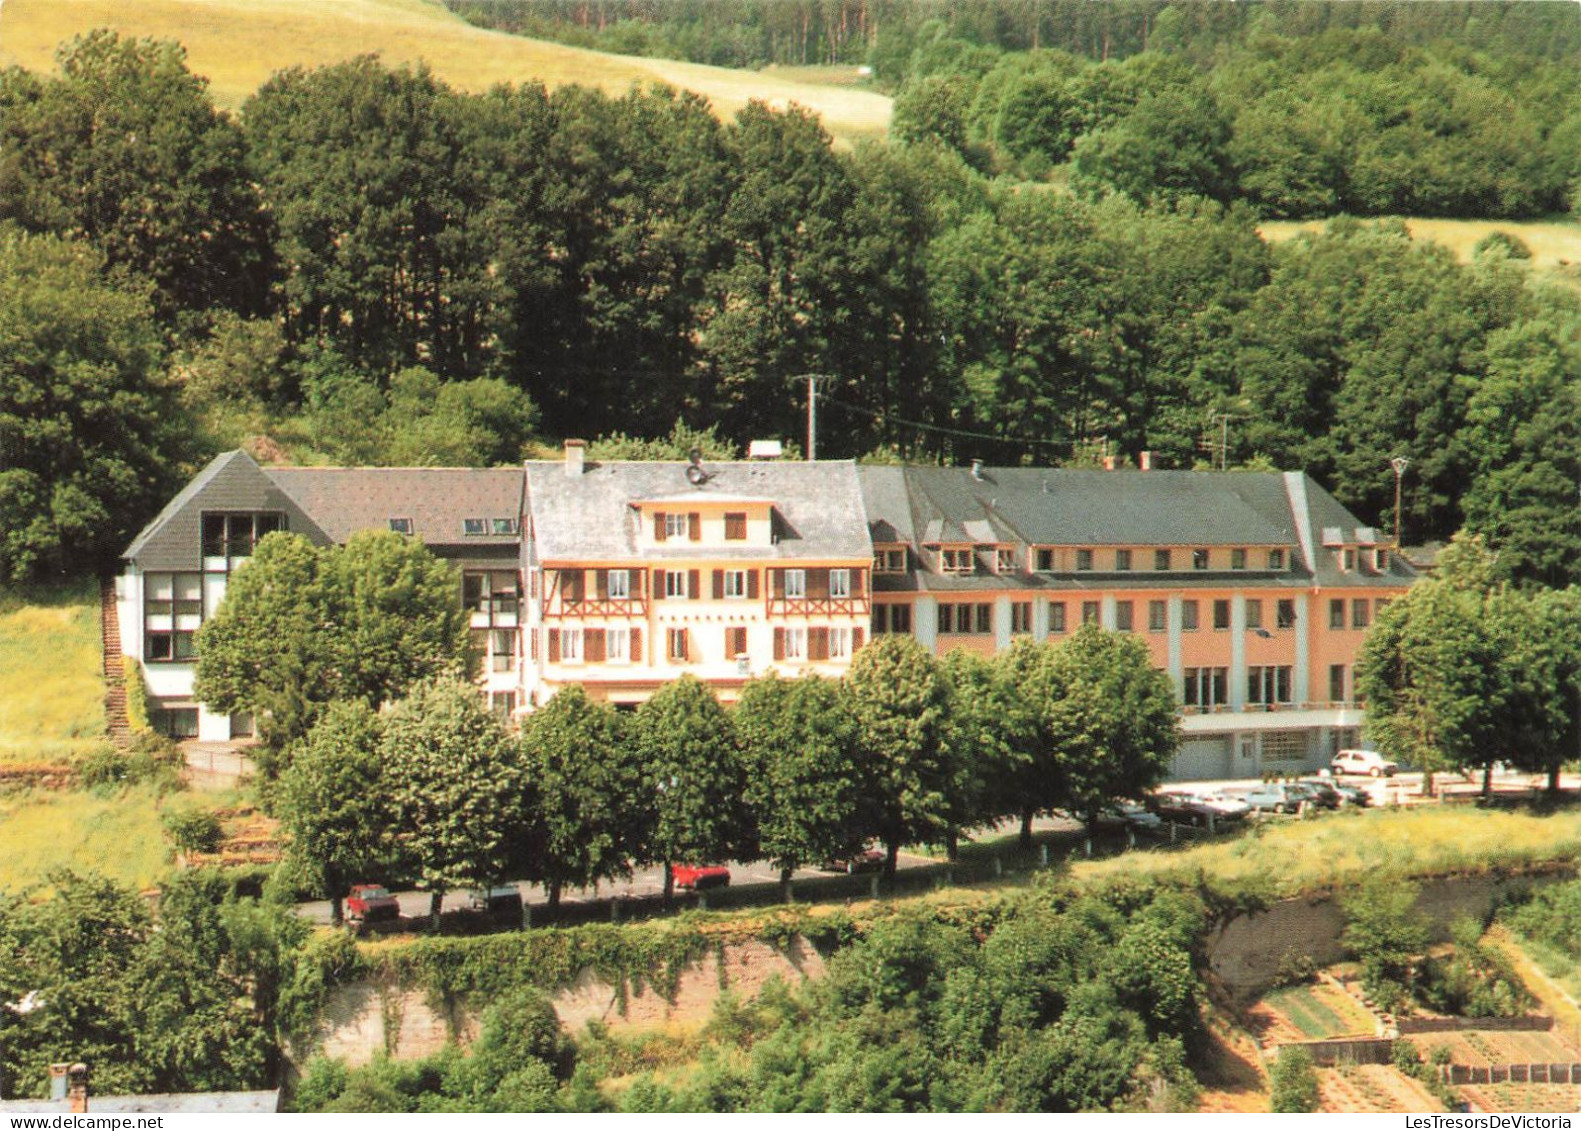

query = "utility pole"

[
  {"left": 1389, "top": 456, "right": 1410, "bottom": 546},
  {"left": 1200, "top": 413, "right": 1235, "bottom": 471},
  {"left": 794, "top": 374, "right": 831, "bottom": 461},
  {"left": 807, "top": 374, "right": 819, "bottom": 461}
]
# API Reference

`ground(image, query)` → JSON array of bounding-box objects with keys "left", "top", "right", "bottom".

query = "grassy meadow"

[
  {"left": 1069, "top": 805, "right": 1581, "bottom": 899},
  {"left": 0, "top": 0, "right": 892, "bottom": 144},
  {"left": 1261, "top": 217, "right": 1581, "bottom": 283},
  {"left": 0, "top": 584, "right": 104, "bottom": 764},
  {"left": 0, "top": 784, "right": 177, "bottom": 893}
]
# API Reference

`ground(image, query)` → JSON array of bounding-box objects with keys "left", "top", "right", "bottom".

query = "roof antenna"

[{"left": 685, "top": 446, "right": 712, "bottom": 486}]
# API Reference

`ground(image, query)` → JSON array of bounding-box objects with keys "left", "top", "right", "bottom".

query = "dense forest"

[
  {"left": 445, "top": 0, "right": 1581, "bottom": 71},
  {"left": 2, "top": 14, "right": 1581, "bottom": 591}
]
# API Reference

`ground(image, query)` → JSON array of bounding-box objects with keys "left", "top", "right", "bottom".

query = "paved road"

[
  {"left": 297, "top": 768, "right": 1579, "bottom": 927},
  {"left": 296, "top": 851, "right": 945, "bottom": 927}
]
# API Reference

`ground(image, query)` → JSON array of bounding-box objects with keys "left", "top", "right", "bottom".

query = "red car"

[
  {"left": 346, "top": 883, "right": 400, "bottom": 927},
  {"left": 673, "top": 864, "right": 731, "bottom": 891}
]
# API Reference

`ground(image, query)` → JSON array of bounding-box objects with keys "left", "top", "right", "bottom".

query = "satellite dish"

[{"left": 685, "top": 464, "right": 706, "bottom": 485}]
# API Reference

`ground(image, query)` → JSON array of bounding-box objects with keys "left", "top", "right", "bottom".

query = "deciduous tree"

[
  {"left": 519, "top": 685, "right": 646, "bottom": 908},
  {"left": 845, "top": 636, "right": 957, "bottom": 876},
  {"left": 737, "top": 672, "right": 863, "bottom": 892},
  {"left": 195, "top": 531, "right": 469, "bottom": 759},
  {"left": 382, "top": 678, "right": 534, "bottom": 923},
  {"left": 630, "top": 675, "right": 750, "bottom": 899},
  {"left": 0, "top": 230, "right": 181, "bottom": 581}
]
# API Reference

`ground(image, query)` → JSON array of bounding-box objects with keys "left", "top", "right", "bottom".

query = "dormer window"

[
  {"left": 874, "top": 548, "right": 906, "bottom": 573},
  {"left": 1075, "top": 549, "right": 1094, "bottom": 572},
  {"left": 491, "top": 518, "right": 518, "bottom": 535},
  {"left": 940, "top": 548, "right": 973, "bottom": 574},
  {"left": 995, "top": 548, "right": 1016, "bottom": 573},
  {"left": 389, "top": 518, "right": 414, "bottom": 535},
  {"left": 463, "top": 518, "right": 486, "bottom": 536},
  {"left": 1155, "top": 549, "right": 1171, "bottom": 571},
  {"left": 1269, "top": 548, "right": 1285, "bottom": 571},
  {"left": 1342, "top": 548, "right": 1356, "bottom": 572},
  {"left": 1374, "top": 548, "right": 1389, "bottom": 572},
  {"left": 1035, "top": 548, "right": 1055, "bottom": 572},
  {"left": 1193, "top": 549, "right": 1209, "bottom": 570},
  {"left": 1115, "top": 549, "right": 1132, "bottom": 571},
  {"left": 1231, "top": 548, "right": 1247, "bottom": 570}
]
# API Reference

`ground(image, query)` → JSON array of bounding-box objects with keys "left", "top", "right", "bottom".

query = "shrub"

[
  {"left": 1269, "top": 1046, "right": 1319, "bottom": 1113},
  {"left": 162, "top": 806, "right": 221, "bottom": 854}
]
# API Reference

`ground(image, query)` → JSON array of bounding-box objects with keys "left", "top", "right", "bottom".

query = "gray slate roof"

[
  {"left": 123, "top": 450, "right": 331, "bottom": 570},
  {"left": 857, "top": 466, "right": 1416, "bottom": 592},
  {"left": 524, "top": 459, "right": 871, "bottom": 564},
  {"left": 265, "top": 467, "right": 523, "bottom": 547}
]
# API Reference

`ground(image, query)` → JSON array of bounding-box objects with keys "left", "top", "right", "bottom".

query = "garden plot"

[
  {"left": 1412, "top": 1028, "right": 1581, "bottom": 1068},
  {"left": 1253, "top": 982, "right": 1380, "bottom": 1041},
  {"left": 1318, "top": 1064, "right": 1441, "bottom": 1113}
]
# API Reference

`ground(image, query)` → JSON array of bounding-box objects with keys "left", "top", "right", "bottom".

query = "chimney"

[
  {"left": 1140, "top": 450, "right": 1153, "bottom": 471},
  {"left": 970, "top": 459, "right": 985, "bottom": 481},
  {"left": 563, "top": 438, "right": 586, "bottom": 477},
  {"left": 50, "top": 1064, "right": 88, "bottom": 1112}
]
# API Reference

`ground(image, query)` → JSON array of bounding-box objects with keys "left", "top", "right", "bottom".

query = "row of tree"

[
  {"left": 5, "top": 33, "right": 1581, "bottom": 594},
  {"left": 1358, "top": 537, "right": 1581, "bottom": 795},
  {"left": 275, "top": 630, "right": 1178, "bottom": 922}
]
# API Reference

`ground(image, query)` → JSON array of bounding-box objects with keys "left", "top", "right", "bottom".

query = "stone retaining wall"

[{"left": 309, "top": 936, "right": 826, "bottom": 1069}]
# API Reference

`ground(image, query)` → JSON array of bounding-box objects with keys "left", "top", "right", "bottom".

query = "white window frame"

[
  {"left": 724, "top": 569, "right": 748, "bottom": 599},
  {"left": 829, "top": 568, "right": 850, "bottom": 598},
  {"left": 608, "top": 569, "right": 630, "bottom": 599},
  {"left": 829, "top": 626, "right": 852, "bottom": 659},
  {"left": 665, "top": 570, "right": 689, "bottom": 599},
  {"left": 874, "top": 548, "right": 905, "bottom": 573},
  {"left": 561, "top": 627, "right": 583, "bottom": 663},
  {"left": 607, "top": 626, "right": 630, "bottom": 663},
  {"left": 664, "top": 513, "right": 689, "bottom": 539},
  {"left": 490, "top": 628, "right": 515, "bottom": 673},
  {"left": 995, "top": 548, "right": 1016, "bottom": 573},
  {"left": 940, "top": 548, "right": 973, "bottom": 574},
  {"left": 783, "top": 626, "right": 807, "bottom": 660},
  {"left": 784, "top": 569, "right": 806, "bottom": 599}
]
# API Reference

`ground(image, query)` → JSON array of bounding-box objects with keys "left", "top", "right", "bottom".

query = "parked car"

[
  {"left": 1330, "top": 749, "right": 1399, "bottom": 777},
  {"left": 1241, "top": 783, "right": 1313, "bottom": 815},
  {"left": 1293, "top": 779, "right": 1344, "bottom": 810},
  {"left": 346, "top": 883, "right": 400, "bottom": 927},
  {"left": 1302, "top": 776, "right": 1370, "bottom": 807},
  {"left": 1095, "top": 801, "right": 1164, "bottom": 833},
  {"left": 673, "top": 864, "right": 731, "bottom": 891},
  {"left": 1147, "top": 791, "right": 1223, "bottom": 826},
  {"left": 1193, "top": 790, "right": 1252, "bottom": 823},
  {"left": 468, "top": 885, "right": 524, "bottom": 926},
  {"left": 820, "top": 845, "right": 885, "bottom": 874}
]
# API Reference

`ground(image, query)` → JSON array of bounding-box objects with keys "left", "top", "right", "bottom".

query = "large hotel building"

[{"left": 119, "top": 442, "right": 1415, "bottom": 781}]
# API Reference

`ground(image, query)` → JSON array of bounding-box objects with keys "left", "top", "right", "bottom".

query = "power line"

[{"left": 818, "top": 393, "right": 1093, "bottom": 451}]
